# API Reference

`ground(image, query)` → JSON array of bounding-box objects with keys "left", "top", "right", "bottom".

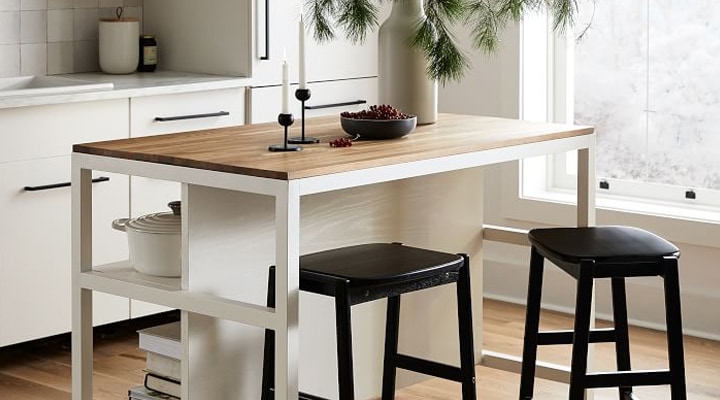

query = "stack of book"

[{"left": 129, "top": 321, "right": 181, "bottom": 400}]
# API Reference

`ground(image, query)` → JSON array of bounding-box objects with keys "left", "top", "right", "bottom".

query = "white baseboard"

[{"left": 483, "top": 259, "right": 720, "bottom": 342}]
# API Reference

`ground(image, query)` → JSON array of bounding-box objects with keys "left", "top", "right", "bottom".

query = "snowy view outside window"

[{"left": 574, "top": 1, "right": 720, "bottom": 190}]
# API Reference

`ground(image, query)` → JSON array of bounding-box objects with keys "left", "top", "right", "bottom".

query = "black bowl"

[{"left": 340, "top": 115, "right": 417, "bottom": 140}]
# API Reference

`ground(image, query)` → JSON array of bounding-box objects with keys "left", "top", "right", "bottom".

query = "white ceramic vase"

[{"left": 378, "top": 0, "right": 437, "bottom": 125}]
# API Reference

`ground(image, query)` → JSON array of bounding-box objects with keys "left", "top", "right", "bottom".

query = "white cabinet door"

[
  {"left": 254, "top": 1, "right": 379, "bottom": 85},
  {"left": 0, "top": 157, "right": 129, "bottom": 346},
  {"left": 0, "top": 100, "right": 129, "bottom": 346},
  {"left": 130, "top": 89, "right": 245, "bottom": 137},
  {"left": 247, "top": 77, "right": 378, "bottom": 123}
]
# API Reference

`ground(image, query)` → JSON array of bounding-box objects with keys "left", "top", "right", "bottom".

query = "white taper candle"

[
  {"left": 299, "top": 14, "right": 307, "bottom": 89},
  {"left": 282, "top": 60, "right": 289, "bottom": 113}
]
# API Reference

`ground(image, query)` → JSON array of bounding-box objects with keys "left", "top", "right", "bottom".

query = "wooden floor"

[{"left": 1, "top": 299, "right": 718, "bottom": 399}]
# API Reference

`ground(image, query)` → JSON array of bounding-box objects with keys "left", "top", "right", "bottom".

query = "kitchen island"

[{"left": 71, "top": 114, "right": 595, "bottom": 399}]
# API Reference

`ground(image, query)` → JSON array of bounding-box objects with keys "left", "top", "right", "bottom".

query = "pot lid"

[{"left": 125, "top": 211, "right": 180, "bottom": 234}]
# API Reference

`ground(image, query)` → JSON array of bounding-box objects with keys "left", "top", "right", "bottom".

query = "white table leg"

[
  {"left": 578, "top": 143, "right": 597, "bottom": 400},
  {"left": 274, "top": 181, "right": 301, "bottom": 400},
  {"left": 71, "top": 166, "right": 94, "bottom": 400},
  {"left": 577, "top": 145, "right": 596, "bottom": 227}
]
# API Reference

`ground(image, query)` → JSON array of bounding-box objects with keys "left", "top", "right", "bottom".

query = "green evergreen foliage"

[{"left": 305, "top": 0, "right": 579, "bottom": 84}]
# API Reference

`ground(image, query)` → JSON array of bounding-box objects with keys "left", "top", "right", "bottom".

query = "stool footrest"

[
  {"left": 585, "top": 370, "right": 672, "bottom": 388},
  {"left": 396, "top": 354, "right": 463, "bottom": 382},
  {"left": 538, "top": 328, "right": 617, "bottom": 345},
  {"left": 623, "top": 392, "right": 640, "bottom": 400}
]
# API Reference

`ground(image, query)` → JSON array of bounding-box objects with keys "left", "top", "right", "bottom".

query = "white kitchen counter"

[{"left": 0, "top": 71, "right": 251, "bottom": 109}]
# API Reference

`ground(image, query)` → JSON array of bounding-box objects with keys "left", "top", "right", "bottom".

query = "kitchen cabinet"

[
  {"left": 143, "top": 0, "right": 378, "bottom": 124},
  {"left": 246, "top": 77, "right": 378, "bottom": 123},
  {"left": 142, "top": 0, "right": 377, "bottom": 84},
  {"left": 0, "top": 100, "right": 129, "bottom": 346},
  {"left": 128, "top": 88, "right": 246, "bottom": 318}
]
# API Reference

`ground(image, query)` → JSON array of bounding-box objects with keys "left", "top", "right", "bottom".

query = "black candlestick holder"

[
  {"left": 268, "top": 113, "right": 302, "bottom": 152},
  {"left": 288, "top": 88, "right": 319, "bottom": 144}
]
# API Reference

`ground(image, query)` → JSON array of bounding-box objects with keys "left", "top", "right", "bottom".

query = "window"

[{"left": 524, "top": 1, "right": 720, "bottom": 217}]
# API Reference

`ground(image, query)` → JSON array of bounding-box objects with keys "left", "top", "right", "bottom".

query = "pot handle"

[{"left": 111, "top": 218, "right": 129, "bottom": 232}]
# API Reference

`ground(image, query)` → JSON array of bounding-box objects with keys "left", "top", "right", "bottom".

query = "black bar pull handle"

[
  {"left": 154, "top": 111, "right": 230, "bottom": 122},
  {"left": 304, "top": 100, "right": 367, "bottom": 110},
  {"left": 259, "top": 0, "right": 270, "bottom": 60},
  {"left": 24, "top": 176, "right": 110, "bottom": 192}
]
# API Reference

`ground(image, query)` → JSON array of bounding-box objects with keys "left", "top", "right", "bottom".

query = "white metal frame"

[{"left": 71, "top": 131, "right": 594, "bottom": 399}]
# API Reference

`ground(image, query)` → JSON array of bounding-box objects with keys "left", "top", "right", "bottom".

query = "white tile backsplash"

[
  {"left": 72, "top": 39, "right": 96, "bottom": 71},
  {"left": 1, "top": 0, "right": 141, "bottom": 75},
  {"left": 73, "top": 0, "right": 97, "bottom": 9},
  {"left": 73, "top": 8, "right": 97, "bottom": 40},
  {"left": 0, "top": 44, "right": 20, "bottom": 77},
  {"left": 47, "top": 0, "right": 72, "bottom": 8},
  {"left": 20, "top": 42, "right": 46, "bottom": 74},
  {"left": 0, "top": 11, "right": 20, "bottom": 44},
  {"left": 20, "top": 0, "right": 46, "bottom": 10},
  {"left": 98, "top": 0, "right": 120, "bottom": 8},
  {"left": 47, "top": 8, "right": 73, "bottom": 41},
  {"left": 20, "top": 10, "right": 47, "bottom": 43},
  {"left": 0, "top": 0, "right": 20, "bottom": 11},
  {"left": 47, "top": 40, "right": 72, "bottom": 73}
]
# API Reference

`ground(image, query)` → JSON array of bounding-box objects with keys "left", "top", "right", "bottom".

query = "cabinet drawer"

[
  {"left": 0, "top": 156, "right": 129, "bottom": 346},
  {"left": 247, "top": 77, "right": 378, "bottom": 124},
  {"left": 0, "top": 99, "right": 128, "bottom": 163},
  {"left": 131, "top": 88, "right": 245, "bottom": 137}
]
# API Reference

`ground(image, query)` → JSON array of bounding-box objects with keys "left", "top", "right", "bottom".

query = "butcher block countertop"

[{"left": 73, "top": 114, "right": 594, "bottom": 180}]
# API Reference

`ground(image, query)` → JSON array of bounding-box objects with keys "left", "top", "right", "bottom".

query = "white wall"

[{"left": 440, "top": 22, "right": 720, "bottom": 341}]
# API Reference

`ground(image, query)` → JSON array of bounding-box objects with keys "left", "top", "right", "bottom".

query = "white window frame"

[{"left": 501, "top": 12, "right": 720, "bottom": 248}]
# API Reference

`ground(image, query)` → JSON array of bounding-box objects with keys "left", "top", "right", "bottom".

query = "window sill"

[
  {"left": 506, "top": 187, "right": 720, "bottom": 248},
  {"left": 501, "top": 162, "right": 720, "bottom": 248}
]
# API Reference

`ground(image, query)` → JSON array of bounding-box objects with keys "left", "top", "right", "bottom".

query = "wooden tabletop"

[{"left": 73, "top": 114, "right": 594, "bottom": 180}]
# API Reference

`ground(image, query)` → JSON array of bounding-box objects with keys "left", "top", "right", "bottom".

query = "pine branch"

[
  {"left": 337, "top": 0, "right": 379, "bottom": 43},
  {"left": 304, "top": 0, "right": 582, "bottom": 83},
  {"left": 547, "top": 0, "right": 577, "bottom": 33},
  {"left": 420, "top": 0, "right": 470, "bottom": 84},
  {"left": 307, "top": 0, "right": 338, "bottom": 42}
]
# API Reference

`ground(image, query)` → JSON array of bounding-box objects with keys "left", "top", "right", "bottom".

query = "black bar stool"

[
  {"left": 261, "top": 242, "right": 477, "bottom": 400},
  {"left": 519, "top": 226, "right": 687, "bottom": 400}
]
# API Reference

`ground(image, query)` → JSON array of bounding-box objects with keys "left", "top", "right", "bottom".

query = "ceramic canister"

[{"left": 99, "top": 17, "right": 139, "bottom": 74}]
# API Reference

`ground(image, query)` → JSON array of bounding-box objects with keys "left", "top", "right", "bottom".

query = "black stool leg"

[
  {"left": 381, "top": 295, "right": 401, "bottom": 400},
  {"left": 663, "top": 258, "right": 687, "bottom": 400},
  {"left": 261, "top": 267, "right": 276, "bottom": 400},
  {"left": 611, "top": 277, "right": 632, "bottom": 399},
  {"left": 568, "top": 261, "right": 595, "bottom": 400},
  {"left": 334, "top": 281, "right": 355, "bottom": 400},
  {"left": 456, "top": 255, "right": 477, "bottom": 400},
  {"left": 519, "top": 247, "right": 545, "bottom": 400}
]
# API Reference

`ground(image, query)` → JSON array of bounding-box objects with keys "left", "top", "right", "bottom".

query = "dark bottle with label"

[{"left": 138, "top": 35, "right": 157, "bottom": 72}]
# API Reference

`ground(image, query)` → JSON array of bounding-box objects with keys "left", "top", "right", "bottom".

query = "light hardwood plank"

[{"left": 0, "top": 300, "right": 718, "bottom": 399}]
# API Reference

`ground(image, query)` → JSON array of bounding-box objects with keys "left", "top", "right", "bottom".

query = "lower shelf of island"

[{"left": 80, "top": 261, "right": 275, "bottom": 328}]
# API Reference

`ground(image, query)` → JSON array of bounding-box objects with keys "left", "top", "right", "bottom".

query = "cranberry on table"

[{"left": 329, "top": 138, "right": 353, "bottom": 147}]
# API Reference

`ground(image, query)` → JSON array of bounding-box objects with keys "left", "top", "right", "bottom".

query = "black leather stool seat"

[
  {"left": 520, "top": 226, "right": 687, "bottom": 400},
  {"left": 262, "top": 243, "right": 477, "bottom": 400},
  {"left": 530, "top": 226, "right": 680, "bottom": 264},
  {"left": 299, "top": 243, "right": 467, "bottom": 304}
]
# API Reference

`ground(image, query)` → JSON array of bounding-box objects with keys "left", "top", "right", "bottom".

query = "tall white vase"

[{"left": 378, "top": 0, "right": 438, "bottom": 125}]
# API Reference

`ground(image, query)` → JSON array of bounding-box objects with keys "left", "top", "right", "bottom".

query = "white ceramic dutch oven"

[{"left": 112, "top": 201, "right": 181, "bottom": 277}]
